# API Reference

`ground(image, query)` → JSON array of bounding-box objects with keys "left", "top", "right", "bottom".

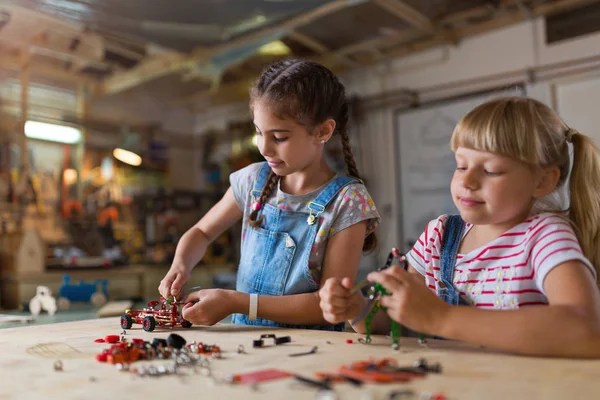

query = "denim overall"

[
  {"left": 232, "top": 162, "right": 359, "bottom": 331},
  {"left": 437, "top": 215, "right": 469, "bottom": 306}
]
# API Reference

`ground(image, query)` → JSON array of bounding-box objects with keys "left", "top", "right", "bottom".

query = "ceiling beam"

[
  {"left": 526, "top": 0, "right": 600, "bottom": 15},
  {"left": 288, "top": 31, "right": 361, "bottom": 67},
  {"left": 96, "top": 0, "right": 368, "bottom": 96},
  {"left": 372, "top": 0, "right": 435, "bottom": 33},
  {"left": 289, "top": 31, "right": 330, "bottom": 53},
  {"left": 0, "top": 52, "right": 94, "bottom": 84},
  {"left": 372, "top": 0, "right": 458, "bottom": 45},
  {"left": 176, "top": 0, "right": 598, "bottom": 109},
  {"left": 382, "top": 0, "right": 600, "bottom": 62}
]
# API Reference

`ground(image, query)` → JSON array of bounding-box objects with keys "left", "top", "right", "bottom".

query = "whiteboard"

[
  {"left": 556, "top": 75, "right": 600, "bottom": 148},
  {"left": 395, "top": 87, "right": 526, "bottom": 248}
]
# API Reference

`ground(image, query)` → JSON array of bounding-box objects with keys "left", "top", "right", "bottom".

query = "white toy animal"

[{"left": 29, "top": 286, "right": 58, "bottom": 316}]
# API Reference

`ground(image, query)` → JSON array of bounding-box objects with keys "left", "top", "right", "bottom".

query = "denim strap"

[
  {"left": 251, "top": 162, "right": 273, "bottom": 198},
  {"left": 308, "top": 175, "right": 360, "bottom": 213},
  {"left": 438, "top": 215, "right": 466, "bottom": 305}
]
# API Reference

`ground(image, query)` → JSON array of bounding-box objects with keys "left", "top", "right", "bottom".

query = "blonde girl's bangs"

[{"left": 450, "top": 97, "right": 541, "bottom": 164}]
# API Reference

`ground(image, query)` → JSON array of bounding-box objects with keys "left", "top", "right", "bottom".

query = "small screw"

[
  {"left": 236, "top": 344, "right": 245, "bottom": 354},
  {"left": 54, "top": 360, "right": 63, "bottom": 371}
]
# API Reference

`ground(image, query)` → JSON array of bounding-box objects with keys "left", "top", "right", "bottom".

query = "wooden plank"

[
  {"left": 0, "top": 318, "right": 599, "bottom": 399},
  {"left": 288, "top": 32, "right": 329, "bottom": 53},
  {"left": 19, "top": 50, "right": 29, "bottom": 173},
  {"left": 373, "top": 0, "right": 435, "bottom": 33},
  {"left": 0, "top": 53, "right": 93, "bottom": 83}
]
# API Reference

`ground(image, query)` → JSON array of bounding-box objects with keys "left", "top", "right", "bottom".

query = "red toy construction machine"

[{"left": 120, "top": 297, "right": 192, "bottom": 332}]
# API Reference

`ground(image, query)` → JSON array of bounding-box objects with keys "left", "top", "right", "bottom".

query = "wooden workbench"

[{"left": 0, "top": 318, "right": 599, "bottom": 399}]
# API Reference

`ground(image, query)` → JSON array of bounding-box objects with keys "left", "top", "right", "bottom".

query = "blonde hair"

[{"left": 450, "top": 96, "right": 600, "bottom": 283}]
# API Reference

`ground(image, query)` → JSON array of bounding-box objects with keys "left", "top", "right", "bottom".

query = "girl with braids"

[
  {"left": 320, "top": 97, "right": 600, "bottom": 357},
  {"left": 159, "top": 59, "right": 380, "bottom": 330}
]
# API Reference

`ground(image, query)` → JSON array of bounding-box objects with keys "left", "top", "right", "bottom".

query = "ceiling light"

[
  {"left": 257, "top": 40, "right": 291, "bottom": 56},
  {"left": 25, "top": 121, "right": 82, "bottom": 144},
  {"left": 113, "top": 148, "right": 142, "bottom": 166}
]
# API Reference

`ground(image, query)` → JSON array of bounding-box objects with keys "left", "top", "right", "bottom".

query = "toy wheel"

[
  {"left": 181, "top": 320, "right": 192, "bottom": 328},
  {"left": 57, "top": 297, "right": 70, "bottom": 310},
  {"left": 90, "top": 292, "right": 107, "bottom": 306},
  {"left": 142, "top": 316, "right": 156, "bottom": 332},
  {"left": 120, "top": 313, "right": 133, "bottom": 329}
]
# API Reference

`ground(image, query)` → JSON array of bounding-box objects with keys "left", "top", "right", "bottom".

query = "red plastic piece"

[
  {"left": 232, "top": 369, "right": 292, "bottom": 385},
  {"left": 95, "top": 353, "right": 108, "bottom": 362},
  {"left": 105, "top": 335, "right": 120, "bottom": 343},
  {"left": 132, "top": 338, "right": 145, "bottom": 344},
  {"left": 431, "top": 394, "right": 447, "bottom": 400},
  {"left": 346, "top": 339, "right": 353, "bottom": 344},
  {"left": 94, "top": 338, "right": 106, "bottom": 343},
  {"left": 337, "top": 358, "right": 425, "bottom": 383}
]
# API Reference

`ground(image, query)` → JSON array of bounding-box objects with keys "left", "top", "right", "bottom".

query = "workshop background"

[{"left": 0, "top": 0, "right": 599, "bottom": 323}]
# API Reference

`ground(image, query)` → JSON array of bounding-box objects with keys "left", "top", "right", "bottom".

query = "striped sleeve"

[
  {"left": 407, "top": 215, "right": 447, "bottom": 277},
  {"left": 529, "top": 214, "right": 597, "bottom": 292}
]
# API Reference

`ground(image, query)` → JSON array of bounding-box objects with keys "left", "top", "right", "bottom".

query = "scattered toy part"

[
  {"left": 228, "top": 368, "right": 292, "bottom": 385},
  {"left": 252, "top": 334, "right": 291, "bottom": 348},
  {"left": 187, "top": 341, "right": 221, "bottom": 356},
  {"left": 167, "top": 333, "right": 186, "bottom": 349},
  {"left": 104, "top": 335, "right": 120, "bottom": 344},
  {"left": 53, "top": 360, "right": 63, "bottom": 371},
  {"left": 294, "top": 375, "right": 333, "bottom": 390},
  {"left": 315, "top": 372, "right": 363, "bottom": 386},
  {"left": 336, "top": 358, "right": 440, "bottom": 383},
  {"left": 289, "top": 346, "right": 318, "bottom": 357}
]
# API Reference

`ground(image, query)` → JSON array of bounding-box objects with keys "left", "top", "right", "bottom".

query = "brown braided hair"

[{"left": 248, "top": 59, "right": 377, "bottom": 252}]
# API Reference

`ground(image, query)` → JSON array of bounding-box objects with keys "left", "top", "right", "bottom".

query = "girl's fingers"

[{"left": 367, "top": 271, "right": 403, "bottom": 293}]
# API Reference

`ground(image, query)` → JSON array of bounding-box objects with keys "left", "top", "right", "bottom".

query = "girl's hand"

[
  {"left": 319, "top": 277, "right": 365, "bottom": 324},
  {"left": 367, "top": 266, "right": 451, "bottom": 335},
  {"left": 158, "top": 262, "right": 191, "bottom": 299},
  {"left": 181, "top": 289, "right": 234, "bottom": 326}
]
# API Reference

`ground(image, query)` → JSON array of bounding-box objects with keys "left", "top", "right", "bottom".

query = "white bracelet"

[{"left": 249, "top": 293, "right": 258, "bottom": 321}]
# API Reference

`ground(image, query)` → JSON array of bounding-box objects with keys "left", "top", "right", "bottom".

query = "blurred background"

[{"left": 0, "top": 0, "right": 598, "bottom": 323}]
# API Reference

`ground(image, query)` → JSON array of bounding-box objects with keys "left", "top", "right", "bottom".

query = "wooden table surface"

[{"left": 1, "top": 318, "right": 599, "bottom": 400}]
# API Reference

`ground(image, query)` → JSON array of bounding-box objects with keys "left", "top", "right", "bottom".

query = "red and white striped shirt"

[{"left": 407, "top": 213, "right": 597, "bottom": 309}]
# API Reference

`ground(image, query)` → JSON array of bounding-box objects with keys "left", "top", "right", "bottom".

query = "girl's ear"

[
  {"left": 533, "top": 166, "right": 561, "bottom": 198},
  {"left": 315, "top": 119, "right": 336, "bottom": 144}
]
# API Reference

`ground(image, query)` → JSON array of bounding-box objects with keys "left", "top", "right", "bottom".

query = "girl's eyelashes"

[
  {"left": 274, "top": 137, "right": 288, "bottom": 143},
  {"left": 484, "top": 170, "right": 502, "bottom": 176}
]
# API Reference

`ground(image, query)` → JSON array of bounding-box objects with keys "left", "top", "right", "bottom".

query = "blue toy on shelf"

[{"left": 58, "top": 275, "right": 109, "bottom": 306}]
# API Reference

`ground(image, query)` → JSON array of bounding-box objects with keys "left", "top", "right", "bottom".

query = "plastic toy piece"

[
  {"left": 120, "top": 297, "right": 192, "bottom": 332},
  {"left": 314, "top": 372, "right": 363, "bottom": 386},
  {"left": 53, "top": 360, "right": 63, "bottom": 371},
  {"left": 166, "top": 333, "right": 186, "bottom": 349},
  {"left": 352, "top": 248, "right": 407, "bottom": 349},
  {"left": 104, "top": 335, "right": 120, "bottom": 343},
  {"left": 294, "top": 375, "right": 332, "bottom": 390},
  {"left": 252, "top": 334, "right": 291, "bottom": 348},
  {"left": 289, "top": 346, "right": 318, "bottom": 357},
  {"left": 229, "top": 368, "right": 292, "bottom": 385},
  {"left": 188, "top": 341, "right": 222, "bottom": 355},
  {"left": 29, "top": 286, "right": 57, "bottom": 316},
  {"left": 337, "top": 358, "right": 427, "bottom": 383}
]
